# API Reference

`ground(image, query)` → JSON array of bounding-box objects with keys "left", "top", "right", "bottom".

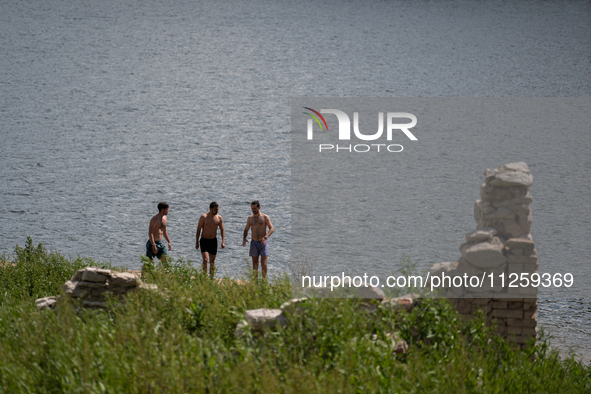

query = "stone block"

[
  {"left": 492, "top": 309, "right": 523, "bottom": 319},
  {"left": 36, "top": 296, "right": 58, "bottom": 310},
  {"left": 244, "top": 309, "right": 288, "bottom": 331},
  {"left": 506, "top": 319, "right": 525, "bottom": 327},
  {"left": 81, "top": 268, "right": 110, "bottom": 283},
  {"left": 461, "top": 239, "right": 506, "bottom": 269},
  {"left": 506, "top": 248, "right": 523, "bottom": 256},
  {"left": 507, "top": 301, "right": 524, "bottom": 310},
  {"left": 489, "top": 171, "right": 533, "bottom": 188},
  {"left": 465, "top": 228, "right": 496, "bottom": 243},
  {"left": 471, "top": 304, "right": 491, "bottom": 314},
  {"left": 507, "top": 326, "right": 523, "bottom": 335},
  {"left": 507, "top": 255, "right": 538, "bottom": 264},
  {"left": 78, "top": 281, "right": 108, "bottom": 289},
  {"left": 109, "top": 272, "right": 138, "bottom": 288},
  {"left": 492, "top": 301, "right": 507, "bottom": 309},
  {"left": 495, "top": 325, "right": 506, "bottom": 335},
  {"left": 512, "top": 336, "right": 529, "bottom": 345},
  {"left": 505, "top": 238, "right": 535, "bottom": 251}
]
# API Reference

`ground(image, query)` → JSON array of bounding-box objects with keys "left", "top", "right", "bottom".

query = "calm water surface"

[{"left": 1, "top": 0, "right": 589, "bottom": 362}]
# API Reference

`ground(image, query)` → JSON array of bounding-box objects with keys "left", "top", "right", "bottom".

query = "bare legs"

[
  {"left": 251, "top": 256, "right": 268, "bottom": 279},
  {"left": 201, "top": 252, "right": 216, "bottom": 277}
]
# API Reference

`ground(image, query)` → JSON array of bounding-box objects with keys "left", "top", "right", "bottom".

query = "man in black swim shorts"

[{"left": 196, "top": 202, "right": 225, "bottom": 277}]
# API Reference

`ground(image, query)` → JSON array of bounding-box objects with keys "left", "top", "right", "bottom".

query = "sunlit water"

[{"left": 1, "top": 0, "right": 589, "bottom": 362}]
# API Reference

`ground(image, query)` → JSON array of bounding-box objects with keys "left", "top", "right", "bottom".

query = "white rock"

[
  {"left": 108, "top": 272, "right": 138, "bottom": 288},
  {"left": 461, "top": 241, "right": 506, "bottom": 269},
  {"left": 244, "top": 309, "right": 288, "bottom": 331},
  {"left": 499, "top": 162, "right": 530, "bottom": 173},
  {"left": 80, "top": 267, "right": 110, "bottom": 283},
  {"left": 465, "top": 228, "right": 496, "bottom": 243},
  {"left": 489, "top": 172, "right": 533, "bottom": 188},
  {"left": 36, "top": 296, "right": 58, "bottom": 310}
]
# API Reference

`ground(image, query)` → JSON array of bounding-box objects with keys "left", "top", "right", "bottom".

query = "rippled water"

[{"left": 1, "top": 0, "right": 589, "bottom": 362}]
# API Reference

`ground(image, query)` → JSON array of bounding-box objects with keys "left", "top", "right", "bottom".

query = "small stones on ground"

[
  {"left": 381, "top": 297, "right": 417, "bottom": 313},
  {"left": 35, "top": 296, "right": 58, "bottom": 311}
]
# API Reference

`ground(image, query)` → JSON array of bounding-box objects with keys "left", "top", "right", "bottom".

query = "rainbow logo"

[{"left": 302, "top": 107, "right": 329, "bottom": 132}]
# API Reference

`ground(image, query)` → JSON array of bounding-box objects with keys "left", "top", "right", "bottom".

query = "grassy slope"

[{"left": 0, "top": 239, "right": 589, "bottom": 393}]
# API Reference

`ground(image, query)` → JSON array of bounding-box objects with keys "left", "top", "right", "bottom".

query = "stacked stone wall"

[{"left": 430, "top": 162, "right": 538, "bottom": 347}]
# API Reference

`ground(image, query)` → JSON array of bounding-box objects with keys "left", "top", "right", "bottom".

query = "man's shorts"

[
  {"left": 200, "top": 237, "right": 218, "bottom": 255},
  {"left": 249, "top": 240, "right": 269, "bottom": 257},
  {"left": 146, "top": 240, "right": 167, "bottom": 260}
]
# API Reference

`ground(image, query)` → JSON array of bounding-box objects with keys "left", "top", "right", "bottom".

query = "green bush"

[{"left": 0, "top": 238, "right": 107, "bottom": 303}]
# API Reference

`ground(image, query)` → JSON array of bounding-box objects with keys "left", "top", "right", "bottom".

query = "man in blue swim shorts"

[
  {"left": 242, "top": 200, "right": 274, "bottom": 278},
  {"left": 146, "top": 202, "right": 172, "bottom": 262}
]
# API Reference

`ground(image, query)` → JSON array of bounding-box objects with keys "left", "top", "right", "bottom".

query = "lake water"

[{"left": 1, "top": 0, "right": 589, "bottom": 362}]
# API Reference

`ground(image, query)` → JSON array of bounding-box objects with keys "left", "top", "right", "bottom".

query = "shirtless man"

[
  {"left": 146, "top": 202, "right": 172, "bottom": 262},
  {"left": 242, "top": 200, "right": 274, "bottom": 278},
  {"left": 196, "top": 202, "right": 225, "bottom": 277}
]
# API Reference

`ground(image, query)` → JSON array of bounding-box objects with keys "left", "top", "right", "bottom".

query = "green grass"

[{"left": 0, "top": 240, "right": 589, "bottom": 393}]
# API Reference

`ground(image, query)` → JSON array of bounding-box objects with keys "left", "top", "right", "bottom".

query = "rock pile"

[
  {"left": 430, "top": 162, "right": 538, "bottom": 346},
  {"left": 35, "top": 266, "right": 157, "bottom": 310},
  {"left": 234, "top": 289, "right": 414, "bottom": 355}
]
